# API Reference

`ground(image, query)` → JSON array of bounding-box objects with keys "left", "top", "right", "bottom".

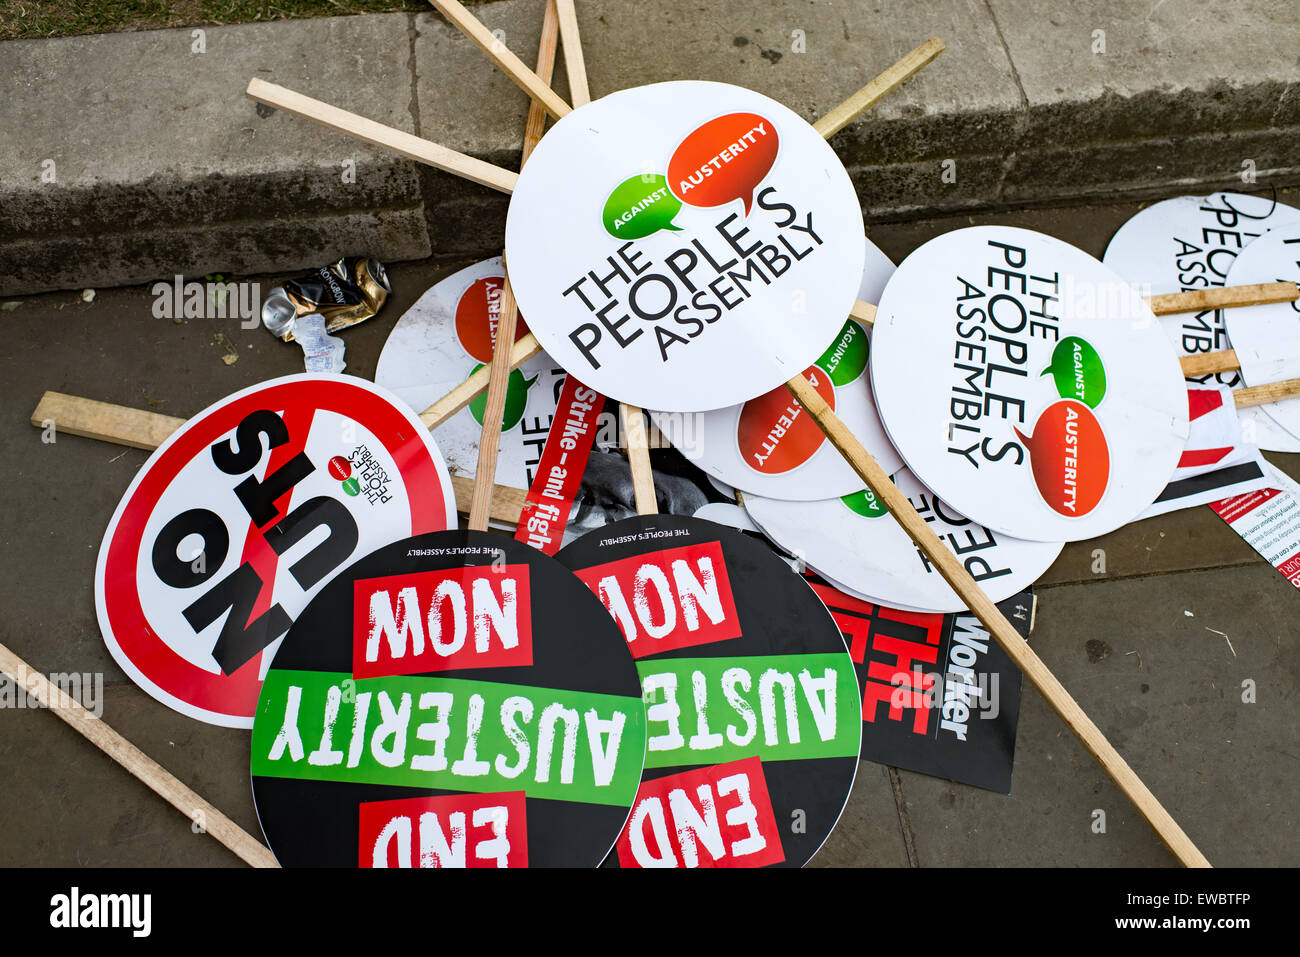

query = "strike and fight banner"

[
  {"left": 1103, "top": 191, "right": 1300, "bottom": 452},
  {"left": 95, "top": 375, "right": 459, "bottom": 727},
  {"left": 557, "top": 515, "right": 861, "bottom": 867},
  {"left": 870, "top": 226, "right": 1189, "bottom": 543},
  {"left": 250, "top": 533, "right": 646, "bottom": 867},
  {"left": 504, "top": 80, "right": 867, "bottom": 412},
  {"left": 811, "top": 579, "right": 1033, "bottom": 794}
]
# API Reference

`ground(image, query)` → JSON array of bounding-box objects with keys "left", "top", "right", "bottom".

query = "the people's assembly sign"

[
  {"left": 95, "top": 375, "right": 459, "bottom": 727},
  {"left": 505, "top": 81, "right": 866, "bottom": 412}
]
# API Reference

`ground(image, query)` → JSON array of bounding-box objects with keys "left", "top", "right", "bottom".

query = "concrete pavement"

[
  {"left": 2, "top": 194, "right": 1297, "bottom": 867},
  {"left": 3, "top": 0, "right": 1300, "bottom": 294}
]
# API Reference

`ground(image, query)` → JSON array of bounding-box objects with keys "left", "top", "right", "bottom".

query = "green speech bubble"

[
  {"left": 815, "top": 319, "right": 869, "bottom": 386},
  {"left": 468, "top": 365, "right": 538, "bottom": 432},
  {"left": 1042, "top": 335, "right": 1107, "bottom": 409},
  {"left": 842, "top": 487, "right": 887, "bottom": 519},
  {"left": 602, "top": 174, "right": 682, "bottom": 240}
]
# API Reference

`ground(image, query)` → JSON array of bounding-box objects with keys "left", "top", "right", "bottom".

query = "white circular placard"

[
  {"left": 375, "top": 258, "right": 581, "bottom": 488},
  {"left": 1103, "top": 192, "right": 1300, "bottom": 452},
  {"left": 870, "top": 226, "right": 1189, "bottom": 542},
  {"left": 649, "top": 238, "right": 901, "bottom": 498},
  {"left": 744, "top": 467, "right": 1063, "bottom": 613},
  {"left": 504, "top": 81, "right": 866, "bottom": 412},
  {"left": 1223, "top": 223, "right": 1300, "bottom": 442}
]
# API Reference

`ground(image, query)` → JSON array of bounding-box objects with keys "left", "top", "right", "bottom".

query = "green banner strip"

[
  {"left": 636, "top": 653, "right": 860, "bottom": 768},
  {"left": 252, "top": 671, "right": 646, "bottom": 807}
]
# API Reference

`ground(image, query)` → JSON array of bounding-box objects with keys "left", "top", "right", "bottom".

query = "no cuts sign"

[{"left": 95, "top": 375, "right": 459, "bottom": 727}]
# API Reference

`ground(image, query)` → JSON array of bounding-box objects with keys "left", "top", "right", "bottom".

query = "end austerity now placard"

[
  {"left": 557, "top": 515, "right": 860, "bottom": 867},
  {"left": 250, "top": 532, "right": 646, "bottom": 867}
]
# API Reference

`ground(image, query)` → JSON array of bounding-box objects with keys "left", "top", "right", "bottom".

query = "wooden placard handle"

[
  {"left": 814, "top": 37, "right": 946, "bottom": 138},
  {"left": 1233, "top": 375, "right": 1300, "bottom": 408},
  {"left": 428, "top": 0, "right": 572, "bottom": 120},
  {"left": 1147, "top": 281, "right": 1298, "bottom": 316},
  {"left": 0, "top": 641, "right": 278, "bottom": 868},
  {"left": 785, "top": 371, "right": 1211, "bottom": 868},
  {"left": 551, "top": 0, "right": 658, "bottom": 517},
  {"left": 1180, "top": 349, "right": 1239, "bottom": 377},
  {"left": 245, "top": 77, "right": 518, "bottom": 195},
  {"left": 468, "top": 3, "right": 560, "bottom": 531},
  {"left": 419, "top": 332, "right": 543, "bottom": 428},
  {"left": 30, "top": 392, "right": 527, "bottom": 526}
]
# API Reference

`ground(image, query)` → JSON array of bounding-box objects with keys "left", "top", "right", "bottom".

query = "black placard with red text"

[
  {"left": 813, "top": 579, "right": 1031, "bottom": 794},
  {"left": 250, "top": 531, "right": 646, "bottom": 867},
  {"left": 557, "top": 515, "right": 860, "bottom": 868}
]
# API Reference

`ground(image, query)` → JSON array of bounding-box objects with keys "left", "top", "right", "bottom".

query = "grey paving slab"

[
  {"left": 989, "top": 0, "right": 1300, "bottom": 139},
  {"left": 0, "top": 14, "right": 428, "bottom": 295},
  {"left": 0, "top": 256, "right": 462, "bottom": 676},
  {"left": 0, "top": 684, "right": 254, "bottom": 867},
  {"left": 809, "top": 761, "right": 912, "bottom": 868},
  {"left": 899, "top": 563, "right": 1300, "bottom": 867}
]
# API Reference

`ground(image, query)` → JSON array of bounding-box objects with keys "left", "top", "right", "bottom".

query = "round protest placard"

[
  {"left": 504, "top": 80, "right": 867, "bottom": 413},
  {"left": 870, "top": 226, "right": 1189, "bottom": 542},
  {"left": 95, "top": 374, "right": 458, "bottom": 728},
  {"left": 556, "top": 514, "right": 860, "bottom": 867},
  {"left": 1224, "top": 222, "right": 1300, "bottom": 442},
  {"left": 1103, "top": 192, "right": 1300, "bottom": 452},
  {"left": 744, "top": 467, "right": 1063, "bottom": 614},
  {"left": 650, "top": 238, "right": 903, "bottom": 499},
  {"left": 251, "top": 532, "right": 647, "bottom": 867},
  {"left": 375, "top": 258, "right": 581, "bottom": 487}
]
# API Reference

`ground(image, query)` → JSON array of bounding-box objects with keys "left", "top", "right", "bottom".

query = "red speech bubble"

[
  {"left": 1014, "top": 399, "right": 1110, "bottom": 518},
  {"left": 455, "top": 276, "right": 530, "bottom": 364},
  {"left": 736, "top": 366, "right": 834, "bottom": 474},
  {"left": 667, "top": 112, "right": 778, "bottom": 215}
]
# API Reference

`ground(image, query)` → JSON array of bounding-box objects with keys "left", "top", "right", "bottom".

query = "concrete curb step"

[{"left": 2, "top": 0, "right": 1297, "bottom": 295}]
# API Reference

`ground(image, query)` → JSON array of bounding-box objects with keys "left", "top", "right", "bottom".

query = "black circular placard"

[
  {"left": 556, "top": 514, "right": 860, "bottom": 868},
  {"left": 251, "top": 531, "right": 646, "bottom": 868}
]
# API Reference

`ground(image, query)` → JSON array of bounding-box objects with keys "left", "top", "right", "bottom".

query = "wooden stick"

[
  {"left": 1147, "top": 281, "right": 1298, "bottom": 316},
  {"left": 1233, "top": 376, "right": 1300, "bottom": 408},
  {"left": 785, "top": 372, "right": 1211, "bottom": 868},
  {"left": 33, "top": 391, "right": 186, "bottom": 450},
  {"left": 451, "top": 474, "right": 527, "bottom": 524},
  {"left": 30, "top": 392, "right": 528, "bottom": 527},
  {"left": 553, "top": 0, "right": 657, "bottom": 517},
  {"left": 555, "top": 0, "right": 590, "bottom": 109},
  {"left": 468, "top": 1, "right": 559, "bottom": 531},
  {"left": 429, "top": 0, "right": 572, "bottom": 120},
  {"left": 850, "top": 299, "right": 877, "bottom": 326},
  {"left": 1179, "top": 349, "right": 1239, "bottom": 377},
  {"left": 418, "top": 332, "right": 543, "bottom": 428},
  {"left": 0, "top": 641, "right": 278, "bottom": 868},
  {"left": 621, "top": 404, "right": 658, "bottom": 515},
  {"left": 469, "top": 274, "right": 525, "bottom": 530},
  {"left": 813, "top": 37, "right": 945, "bottom": 138},
  {"left": 245, "top": 77, "right": 518, "bottom": 194}
]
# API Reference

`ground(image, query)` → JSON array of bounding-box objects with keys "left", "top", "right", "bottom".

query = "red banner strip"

[{"left": 514, "top": 375, "right": 604, "bottom": 554}]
